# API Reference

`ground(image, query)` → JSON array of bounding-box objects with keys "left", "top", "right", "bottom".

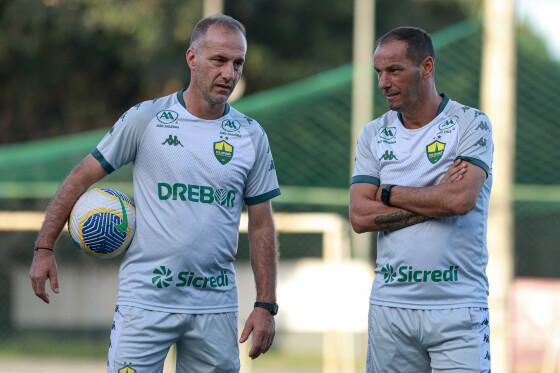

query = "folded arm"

[{"left": 350, "top": 159, "right": 481, "bottom": 233}]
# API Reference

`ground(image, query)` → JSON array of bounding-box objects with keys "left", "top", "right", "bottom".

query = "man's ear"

[
  {"left": 186, "top": 48, "right": 196, "bottom": 70},
  {"left": 421, "top": 56, "right": 435, "bottom": 80}
]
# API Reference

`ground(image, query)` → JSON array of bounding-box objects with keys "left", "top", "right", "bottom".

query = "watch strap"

[
  {"left": 254, "top": 301, "right": 278, "bottom": 316},
  {"left": 381, "top": 184, "right": 396, "bottom": 206}
]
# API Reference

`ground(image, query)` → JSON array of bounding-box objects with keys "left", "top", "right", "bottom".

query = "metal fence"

[{"left": 1, "top": 17, "right": 560, "bottom": 370}]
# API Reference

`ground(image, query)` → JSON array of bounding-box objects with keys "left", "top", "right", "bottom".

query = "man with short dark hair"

[
  {"left": 30, "top": 14, "right": 280, "bottom": 373},
  {"left": 350, "top": 26, "right": 493, "bottom": 372}
]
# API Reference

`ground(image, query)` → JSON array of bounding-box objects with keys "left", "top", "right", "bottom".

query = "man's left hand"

[{"left": 239, "top": 307, "right": 275, "bottom": 359}]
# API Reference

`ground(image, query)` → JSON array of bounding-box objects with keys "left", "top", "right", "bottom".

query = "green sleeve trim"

[
  {"left": 351, "top": 175, "right": 380, "bottom": 186},
  {"left": 244, "top": 188, "right": 281, "bottom": 206},
  {"left": 91, "top": 148, "right": 115, "bottom": 174},
  {"left": 456, "top": 156, "right": 489, "bottom": 178}
]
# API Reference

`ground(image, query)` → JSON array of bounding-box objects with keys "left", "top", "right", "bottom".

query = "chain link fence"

[{"left": 1, "top": 18, "right": 559, "bottom": 370}]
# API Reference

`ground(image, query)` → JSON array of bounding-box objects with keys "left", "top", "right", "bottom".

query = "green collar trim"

[{"left": 397, "top": 93, "right": 450, "bottom": 125}]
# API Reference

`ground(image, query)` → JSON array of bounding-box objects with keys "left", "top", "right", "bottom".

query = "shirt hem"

[
  {"left": 370, "top": 298, "right": 488, "bottom": 310},
  {"left": 116, "top": 299, "right": 239, "bottom": 314}
]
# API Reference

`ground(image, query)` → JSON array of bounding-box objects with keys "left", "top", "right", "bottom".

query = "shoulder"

[
  {"left": 360, "top": 111, "right": 399, "bottom": 141},
  {"left": 444, "top": 99, "right": 492, "bottom": 130},
  {"left": 228, "top": 106, "right": 268, "bottom": 139},
  {"left": 118, "top": 92, "right": 180, "bottom": 125}
]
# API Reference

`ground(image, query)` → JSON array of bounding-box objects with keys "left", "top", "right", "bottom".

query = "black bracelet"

[{"left": 35, "top": 247, "right": 53, "bottom": 252}]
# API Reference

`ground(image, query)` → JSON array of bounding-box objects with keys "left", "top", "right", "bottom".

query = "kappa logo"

[
  {"left": 268, "top": 159, "right": 276, "bottom": 171},
  {"left": 221, "top": 119, "right": 241, "bottom": 132},
  {"left": 162, "top": 135, "right": 184, "bottom": 147},
  {"left": 379, "top": 150, "right": 398, "bottom": 161},
  {"left": 475, "top": 137, "right": 488, "bottom": 148},
  {"left": 152, "top": 266, "right": 173, "bottom": 288},
  {"left": 475, "top": 121, "right": 490, "bottom": 131},
  {"left": 157, "top": 110, "right": 179, "bottom": 124},
  {"left": 379, "top": 127, "right": 396, "bottom": 140},
  {"left": 214, "top": 140, "right": 233, "bottom": 165},
  {"left": 426, "top": 140, "right": 445, "bottom": 164}
]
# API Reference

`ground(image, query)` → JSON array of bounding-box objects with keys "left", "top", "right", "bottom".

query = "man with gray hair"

[{"left": 30, "top": 14, "right": 280, "bottom": 372}]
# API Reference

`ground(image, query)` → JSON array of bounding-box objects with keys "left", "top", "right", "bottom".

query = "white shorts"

[
  {"left": 366, "top": 305, "right": 491, "bottom": 373},
  {"left": 107, "top": 305, "right": 240, "bottom": 373}
]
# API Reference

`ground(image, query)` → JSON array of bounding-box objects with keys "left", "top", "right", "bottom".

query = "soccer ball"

[{"left": 68, "top": 188, "right": 135, "bottom": 259}]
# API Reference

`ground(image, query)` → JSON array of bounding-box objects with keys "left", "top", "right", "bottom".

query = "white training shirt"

[
  {"left": 92, "top": 90, "right": 280, "bottom": 313},
  {"left": 352, "top": 95, "right": 493, "bottom": 309}
]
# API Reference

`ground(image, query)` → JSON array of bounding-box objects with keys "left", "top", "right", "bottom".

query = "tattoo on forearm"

[{"left": 374, "top": 210, "right": 431, "bottom": 231}]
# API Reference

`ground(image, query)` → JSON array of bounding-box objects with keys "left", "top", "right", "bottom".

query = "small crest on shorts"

[
  {"left": 119, "top": 366, "right": 136, "bottom": 373},
  {"left": 426, "top": 140, "right": 446, "bottom": 164}
]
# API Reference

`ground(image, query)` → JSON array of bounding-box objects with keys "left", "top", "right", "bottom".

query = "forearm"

[
  {"left": 35, "top": 175, "right": 90, "bottom": 248},
  {"left": 248, "top": 224, "right": 277, "bottom": 303},
  {"left": 388, "top": 183, "right": 473, "bottom": 218},
  {"left": 36, "top": 154, "right": 107, "bottom": 248},
  {"left": 351, "top": 196, "right": 431, "bottom": 233}
]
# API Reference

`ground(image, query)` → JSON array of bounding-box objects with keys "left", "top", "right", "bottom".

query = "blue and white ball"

[{"left": 68, "top": 188, "right": 135, "bottom": 259}]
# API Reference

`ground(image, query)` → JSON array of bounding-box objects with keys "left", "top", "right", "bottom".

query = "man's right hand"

[
  {"left": 29, "top": 250, "right": 59, "bottom": 304},
  {"left": 439, "top": 158, "right": 467, "bottom": 184}
]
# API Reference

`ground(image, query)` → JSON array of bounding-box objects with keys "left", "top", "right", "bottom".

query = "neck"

[
  {"left": 400, "top": 88, "right": 442, "bottom": 129},
  {"left": 182, "top": 87, "right": 226, "bottom": 120}
]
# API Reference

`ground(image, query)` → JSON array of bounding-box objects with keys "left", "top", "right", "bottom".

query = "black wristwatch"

[
  {"left": 381, "top": 184, "right": 396, "bottom": 206},
  {"left": 254, "top": 302, "right": 279, "bottom": 316}
]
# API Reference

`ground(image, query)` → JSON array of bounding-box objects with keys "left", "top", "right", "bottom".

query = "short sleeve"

[
  {"left": 351, "top": 124, "right": 380, "bottom": 186},
  {"left": 92, "top": 104, "right": 151, "bottom": 174},
  {"left": 456, "top": 110, "right": 494, "bottom": 177},
  {"left": 243, "top": 126, "right": 281, "bottom": 205}
]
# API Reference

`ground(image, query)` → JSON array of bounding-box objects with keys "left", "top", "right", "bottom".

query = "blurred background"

[{"left": 1, "top": 0, "right": 559, "bottom": 372}]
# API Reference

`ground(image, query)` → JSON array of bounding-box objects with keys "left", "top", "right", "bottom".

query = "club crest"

[
  {"left": 426, "top": 140, "right": 445, "bottom": 164},
  {"left": 214, "top": 140, "right": 234, "bottom": 165}
]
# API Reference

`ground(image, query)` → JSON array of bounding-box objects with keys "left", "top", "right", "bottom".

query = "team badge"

[
  {"left": 118, "top": 366, "right": 136, "bottom": 373},
  {"left": 214, "top": 140, "right": 234, "bottom": 165},
  {"left": 426, "top": 140, "right": 446, "bottom": 164}
]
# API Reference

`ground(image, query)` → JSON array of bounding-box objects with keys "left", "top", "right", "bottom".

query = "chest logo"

[
  {"left": 162, "top": 135, "right": 184, "bottom": 147},
  {"left": 426, "top": 140, "right": 446, "bottom": 164},
  {"left": 379, "top": 150, "right": 398, "bottom": 161},
  {"left": 156, "top": 110, "right": 178, "bottom": 124},
  {"left": 379, "top": 127, "right": 396, "bottom": 140},
  {"left": 222, "top": 119, "right": 241, "bottom": 132},
  {"left": 214, "top": 140, "right": 234, "bottom": 165}
]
